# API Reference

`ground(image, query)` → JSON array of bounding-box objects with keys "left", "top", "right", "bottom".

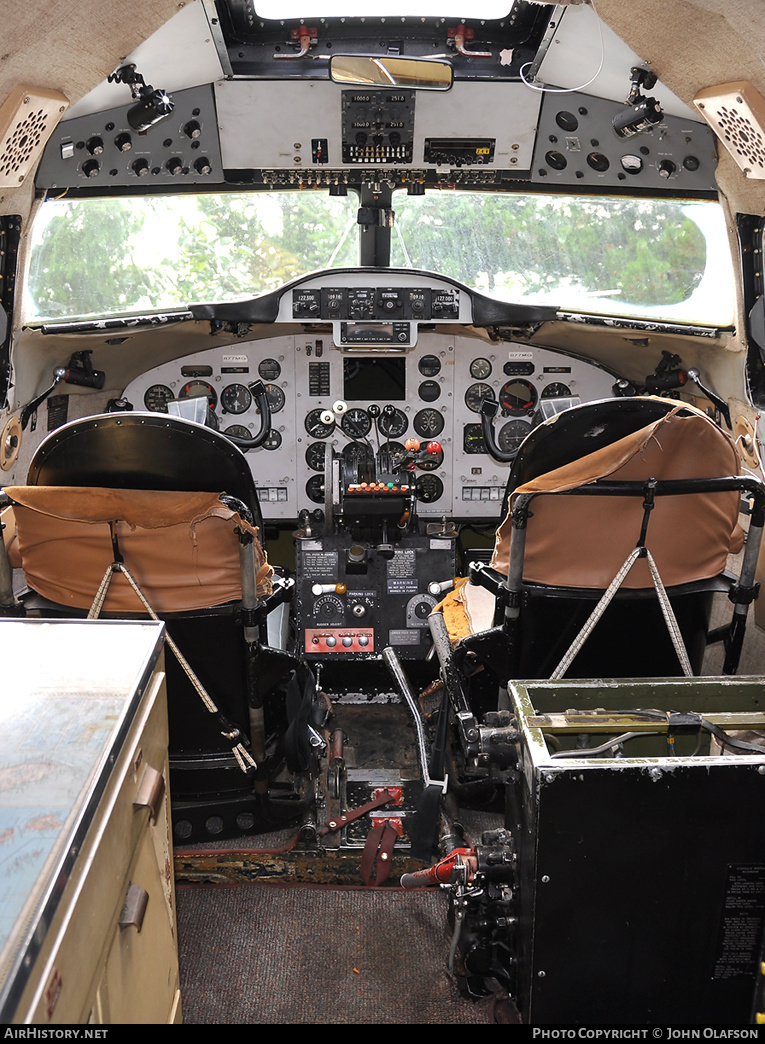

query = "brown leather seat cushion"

[
  {"left": 491, "top": 410, "right": 743, "bottom": 589},
  {"left": 6, "top": 486, "right": 272, "bottom": 614}
]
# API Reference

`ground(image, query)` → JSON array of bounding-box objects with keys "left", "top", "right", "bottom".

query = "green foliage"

[
  {"left": 27, "top": 193, "right": 358, "bottom": 320},
  {"left": 27, "top": 199, "right": 157, "bottom": 318},
  {"left": 168, "top": 192, "right": 358, "bottom": 304},
  {"left": 26, "top": 189, "right": 712, "bottom": 322},
  {"left": 392, "top": 192, "right": 708, "bottom": 306}
]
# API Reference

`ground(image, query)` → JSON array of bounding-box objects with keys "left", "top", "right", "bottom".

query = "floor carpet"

[{"left": 176, "top": 881, "right": 494, "bottom": 1024}]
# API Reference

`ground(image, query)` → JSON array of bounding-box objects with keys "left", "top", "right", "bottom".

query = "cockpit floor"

[{"left": 176, "top": 880, "right": 494, "bottom": 1024}]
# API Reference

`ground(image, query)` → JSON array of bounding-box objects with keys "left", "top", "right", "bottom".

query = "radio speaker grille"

[
  {"left": 694, "top": 80, "right": 765, "bottom": 179},
  {"left": 0, "top": 85, "right": 69, "bottom": 189}
]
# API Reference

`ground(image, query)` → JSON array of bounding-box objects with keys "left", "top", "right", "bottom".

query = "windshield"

[
  {"left": 25, "top": 189, "right": 734, "bottom": 326},
  {"left": 391, "top": 191, "right": 734, "bottom": 326},
  {"left": 26, "top": 192, "right": 359, "bottom": 322}
]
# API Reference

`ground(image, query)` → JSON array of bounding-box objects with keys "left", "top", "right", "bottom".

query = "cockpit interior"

[{"left": 2, "top": 0, "right": 765, "bottom": 1027}]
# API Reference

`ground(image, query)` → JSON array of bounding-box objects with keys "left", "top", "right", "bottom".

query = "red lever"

[
  {"left": 400, "top": 847, "right": 477, "bottom": 889},
  {"left": 447, "top": 25, "right": 492, "bottom": 58},
  {"left": 274, "top": 27, "right": 318, "bottom": 60}
]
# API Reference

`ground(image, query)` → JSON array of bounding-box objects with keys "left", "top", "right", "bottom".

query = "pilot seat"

[
  {"left": 0, "top": 413, "right": 318, "bottom": 843},
  {"left": 433, "top": 397, "right": 765, "bottom": 697}
]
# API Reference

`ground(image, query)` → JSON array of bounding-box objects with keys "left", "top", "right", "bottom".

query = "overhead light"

[
  {"left": 612, "top": 66, "right": 662, "bottom": 139},
  {"left": 107, "top": 64, "right": 174, "bottom": 133}
]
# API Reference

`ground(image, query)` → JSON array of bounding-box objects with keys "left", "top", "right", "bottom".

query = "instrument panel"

[
  {"left": 281, "top": 271, "right": 470, "bottom": 350},
  {"left": 122, "top": 326, "right": 617, "bottom": 523}
]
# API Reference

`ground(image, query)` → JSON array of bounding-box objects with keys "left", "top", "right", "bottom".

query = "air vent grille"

[
  {"left": 0, "top": 86, "right": 69, "bottom": 189},
  {"left": 694, "top": 80, "right": 765, "bottom": 179}
]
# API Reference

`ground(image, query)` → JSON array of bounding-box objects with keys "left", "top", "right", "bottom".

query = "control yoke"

[
  {"left": 221, "top": 380, "right": 272, "bottom": 449},
  {"left": 480, "top": 397, "right": 518, "bottom": 464}
]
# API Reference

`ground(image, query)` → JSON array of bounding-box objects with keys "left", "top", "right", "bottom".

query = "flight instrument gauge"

[
  {"left": 464, "top": 383, "right": 495, "bottom": 413},
  {"left": 305, "top": 409, "right": 335, "bottom": 438},
  {"left": 469, "top": 358, "right": 492, "bottom": 380},
  {"left": 415, "top": 475, "right": 444, "bottom": 503},
  {"left": 221, "top": 383, "right": 252, "bottom": 414},
  {"left": 378, "top": 407, "right": 408, "bottom": 439},
  {"left": 418, "top": 354, "right": 441, "bottom": 377},
  {"left": 144, "top": 384, "right": 175, "bottom": 412},
  {"left": 180, "top": 380, "right": 217, "bottom": 409},
  {"left": 498, "top": 419, "right": 531, "bottom": 453},
  {"left": 463, "top": 424, "right": 485, "bottom": 454},
  {"left": 306, "top": 442, "right": 327, "bottom": 472},
  {"left": 258, "top": 358, "right": 282, "bottom": 381},
  {"left": 306, "top": 475, "right": 325, "bottom": 503},
  {"left": 261, "top": 384, "right": 286, "bottom": 414},
  {"left": 499, "top": 379, "right": 537, "bottom": 416},
  {"left": 223, "top": 424, "right": 252, "bottom": 441},
  {"left": 541, "top": 382, "right": 571, "bottom": 398},
  {"left": 414, "top": 408, "right": 444, "bottom": 438},
  {"left": 341, "top": 408, "right": 372, "bottom": 438},
  {"left": 262, "top": 429, "right": 282, "bottom": 450}
]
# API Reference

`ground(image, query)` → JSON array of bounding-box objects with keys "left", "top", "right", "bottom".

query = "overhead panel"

[
  {"left": 530, "top": 90, "right": 718, "bottom": 192},
  {"left": 215, "top": 79, "right": 541, "bottom": 173},
  {"left": 35, "top": 85, "right": 222, "bottom": 191}
]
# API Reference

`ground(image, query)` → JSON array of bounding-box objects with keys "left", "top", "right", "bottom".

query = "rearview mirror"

[{"left": 329, "top": 55, "right": 453, "bottom": 91}]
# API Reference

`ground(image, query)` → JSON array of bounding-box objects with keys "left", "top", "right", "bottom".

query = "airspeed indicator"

[{"left": 464, "top": 383, "right": 495, "bottom": 413}]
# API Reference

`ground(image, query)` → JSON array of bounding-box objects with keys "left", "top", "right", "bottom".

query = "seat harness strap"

[
  {"left": 550, "top": 545, "right": 693, "bottom": 680},
  {"left": 89, "top": 558, "right": 257, "bottom": 775}
]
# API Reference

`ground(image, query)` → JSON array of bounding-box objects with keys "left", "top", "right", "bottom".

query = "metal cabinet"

[
  {"left": 507, "top": 677, "right": 765, "bottom": 1024},
  {"left": 0, "top": 620, "right": 180, "bottom": 1024}
]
